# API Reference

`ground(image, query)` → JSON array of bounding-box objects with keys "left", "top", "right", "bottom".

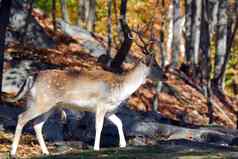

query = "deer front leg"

[
  {"left": 11, "top": 107, "right": 44, "bottom": 157},
  {"left": 34, "top": 122, "right": 49, "bottom": 155},
  {"left": 33, "top": 111, "right": 52, "bottom": 155},
  {"left": 107, "top": 114, "right": 126, "bottom": 148},
  {"left": 94, "top": 109, "right": 106, "bottom": 151},
  {"left": 11, "top": 121, "right": 23, "bottom": 157}
]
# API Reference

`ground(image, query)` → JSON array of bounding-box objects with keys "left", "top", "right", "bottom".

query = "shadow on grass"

[{"left": 32, "top": 139, "right": 238, "bottom": 159}]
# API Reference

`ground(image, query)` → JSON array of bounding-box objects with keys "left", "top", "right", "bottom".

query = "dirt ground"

[{"left": 1, "top": 131, "right": 238, "bottom": 159}]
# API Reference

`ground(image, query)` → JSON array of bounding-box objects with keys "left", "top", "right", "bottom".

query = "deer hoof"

[
  {"left": 120, "top": 142, "right": 126, "bottom": 148},
  {"left": 94, "top": 146, "right": 100, "bottom": 151}
]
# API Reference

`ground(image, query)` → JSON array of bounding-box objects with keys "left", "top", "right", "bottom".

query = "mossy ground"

[
  {"left": 32, "top": 143, "right": 238, "bottom": 159},
  {"left": 1, "top": 135, "right": 238, "bottom": 159}
]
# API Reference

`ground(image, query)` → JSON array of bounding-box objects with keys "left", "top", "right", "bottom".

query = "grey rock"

[
  {"left": 6, "top": 0, "right": 55, "bottom": 48},
  {"left": 57, "top": 20, "right": 106, "bottom": 57}
]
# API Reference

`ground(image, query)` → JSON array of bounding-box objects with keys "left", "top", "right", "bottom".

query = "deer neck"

[{"left": 118, "top": 63, "right": 150, "bottom": 101}]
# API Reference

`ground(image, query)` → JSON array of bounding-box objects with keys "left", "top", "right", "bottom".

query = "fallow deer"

[{"left": 10, "top": 55, "right": 167, "bottom": 156}]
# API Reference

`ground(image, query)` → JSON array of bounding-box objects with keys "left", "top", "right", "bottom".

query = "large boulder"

[
  {"left": 6, "top": 0, "right": 55, "bottom": 48},
  {"left": 57, "top": 20, "right": 107, "bottom": 57}
]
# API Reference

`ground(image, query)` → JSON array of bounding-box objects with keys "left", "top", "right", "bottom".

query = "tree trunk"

[
  {"left": 110, "top": 0, "right": 132, "bottom": 73},
  {"left": 84, "top": 0, "right": 91, "bottom": 29},
  {"left": 52, "top": 0, "right": 56, "bottom": 31},
  {"left": 185, "top": 0, "right": 195, "bottom": 63},
  {"left": 117, "top": 0, "right": 127, "bottom": 42},
  {"left": 193, "top": 0, "right": 202, "bottom": 65},
  {"left": 208, "top": 0, "right": 219, "bottom": 36},
  {"left": 171, "top": 0, "right": 180, "bottom": 67},
  {"left": 60, "top": 0, "right": 70, "bottom": 23},
  {"left": 226, "top": 0, "right": 238, "bottom": 56},
  {"left": 112, "top": 0, "right": 120, "bottom": 48},
  {"left": 78, "top": 0, "right": 85, "bottom": 26},
  {"left": 86, "top": 0, "right": 96, "bottom": 32},
  {"left": 159, "top": 31, "right": 166, "bottom": 68},
  {"left": 0, "top": 0, "right": 12, "bottom": 100},
  {"left": 179, "top": 17, "right": 185, "bottom": 62},
  {"left": 212, "top": 0, "right": 228, "bottom": 94},
  {"left": 113, "top": 0, "right": 119, "bottom": 29},
  {"left": 200, "top": 0, "right": 213, "bottom": 124},
  {"left": 119, "top": 0, "right": 127, "bottom": 24},
  {"left": 159, "top": 1, "right": 167, "bottom": 67},
  {"left": 166, "top": 2, "right": 174, "bottom": 65},
  {"left": 78, "top": 0, "right": 96, "bottom": 32},
  {"left": 107, "top": 0, "right": 113, "bottom": 58},
  {"left": 185, "top": 0, "right": 203, "bottom": 79}
]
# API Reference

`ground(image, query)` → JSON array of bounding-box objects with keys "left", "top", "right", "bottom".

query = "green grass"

[{"left": 32, "top": 144, "right": 238, "bottom": 159}]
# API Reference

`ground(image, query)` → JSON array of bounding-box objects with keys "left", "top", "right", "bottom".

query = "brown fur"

[{"left": 11, "top": 60, "right": 166, "bottom": 156}]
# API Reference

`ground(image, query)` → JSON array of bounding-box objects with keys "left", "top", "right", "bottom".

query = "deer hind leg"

[
  {"left": 11, "top": 107, "right": 46, "bottom": 157},
  {"left": 107, "top": 114, "right": 126, "bottom": 148},
  {"left": 94, "top": 109, "right": 106, "bottom": 151},
  {"left": 33, "top": 110, "right": 53, "bottom": 155}
]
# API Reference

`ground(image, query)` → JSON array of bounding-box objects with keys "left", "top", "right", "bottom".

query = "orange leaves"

[
  {"left": 0, "top": 131, "right": 53, "bottom": 158},
  {"left": 127, "top": 69, "right": 238, "bottom": 128}
]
